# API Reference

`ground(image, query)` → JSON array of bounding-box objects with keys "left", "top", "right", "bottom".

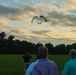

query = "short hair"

[
  {"left": 69, "top": 49, "right": 76, "bottom": 58},
  {"left": 38, "top": 46, "right": 48, "bottom": 58}
]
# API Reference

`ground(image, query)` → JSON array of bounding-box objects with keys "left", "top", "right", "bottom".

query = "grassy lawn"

[{"left": 0, "top": 54, "right": 70, "bottom": 75}]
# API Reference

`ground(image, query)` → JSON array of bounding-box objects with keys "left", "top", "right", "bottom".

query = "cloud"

[
  {"left": 71, "top": 29, "right": 76, "bottom": 33},
  {"left": 0, "top": 2, "right": 75, "bottom": 28},
  {"left": 0, "top": 1, "right": 76, "bottom": 28},
  {"left": 0, "top": 1, "right": 76, "bottom": 45},
  {"left": 0, "top": 20, "right": 9, "bottom": 31},
  {"left": 32, "top": 30, "right": 55, "bottom": 36},
  {"left": 14, "top": 0, "right": 19, "bottom": 2},
  {"left": 0, "top": 4, "right": 23, "bottom": 20},
  {"left": 46, "top": 11, "right": 76, "bottom": 28},
  {"left": 0, "top": 4, "right": 36, "bottom": 21},
  {"left": 5, "top": 26, "right": 31, "bottom": 40},
  {"left": 32, "top": 0, "right": 38, "bottom": 2},
  {"left": 30, "top": 29, "right": 76, "bottom": 42}
]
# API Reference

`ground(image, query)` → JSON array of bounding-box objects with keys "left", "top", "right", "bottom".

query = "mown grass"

[{"left": 0, "top": 54, "right": 70, "bottom": 75}]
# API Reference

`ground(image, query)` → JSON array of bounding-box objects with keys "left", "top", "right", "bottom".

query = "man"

[
  {"left": 62, "top": 49, "right": 76, "bottom": 75},
  {"left": 25, "top": 54, "right": 40, "bottom": 75},
  {"left": 32, "top": 46, "right": 59, "bottom": 75},
  {"left": 22, "top": 52, "right": 32, "bottom": 73}
]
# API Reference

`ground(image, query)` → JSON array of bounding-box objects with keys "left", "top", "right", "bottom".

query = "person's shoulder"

[
  {"left": 48, "top": 59, "right": 55, "bottom": 63},
  {"left": 47, "top": 59, "right": 57, "bottom": 66},
  {"left": 30, "top": 60, "right": 39, "bottom": 66},
  {"left": 29, "top": 60, "right": 39, "bottom": 70},
  {"left": 28, "top": 62, "right": 36, "bottom": 68},
  {"left": 64, "top": 60, "right": 71, "bottom": 67},
  {"left": 31, "top": 61, "right": 38, "bottom": 65}
]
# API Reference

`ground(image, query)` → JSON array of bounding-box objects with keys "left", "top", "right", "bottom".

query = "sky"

[{"left": 0, "top": 0, "right": 76, "bottom": 46}]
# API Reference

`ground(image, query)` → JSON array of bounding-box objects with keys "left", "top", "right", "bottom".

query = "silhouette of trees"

[
  {"left": 32, "top": 42, "right": 43, "bottom": 54},
  {"left": 0, "top": 32, "right": 6, "bottom": 40},
  {"left": 54, "top": 44, "right": 66, "bottom": 54},
  {"left": 8, "top": 35, "right": 14, "bottom": 41},
  {"left": 0, "top": 31, "right": 76, "bottom": 54},
  {"left": 45, "top": 43, "right": 54, "bottom": 54}
]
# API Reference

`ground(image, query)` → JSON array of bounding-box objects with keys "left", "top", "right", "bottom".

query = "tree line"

[{"left": 0, "top": 32, "right": 76, "bottom": 54}]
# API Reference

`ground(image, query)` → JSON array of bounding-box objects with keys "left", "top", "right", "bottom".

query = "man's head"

[
  {"left": 69, "top": 49, "right": 76, "bottom": 59},
  {"left": 38, "top": 46, "right": 48, "bottom": 58}
]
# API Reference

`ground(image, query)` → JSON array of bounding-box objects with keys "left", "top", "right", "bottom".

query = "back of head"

[
  {"left": 69, "top": 49, "right": 76, "bottom": 59},
  {"left": 38, "top": 46, "right": 48, "bottom": 58}
]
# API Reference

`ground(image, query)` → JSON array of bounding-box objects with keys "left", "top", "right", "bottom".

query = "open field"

[{"left": 0, "top": 55, "right": 70, "bottom": 75}]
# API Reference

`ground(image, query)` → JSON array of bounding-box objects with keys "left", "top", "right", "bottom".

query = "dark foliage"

[{"left": 0, "top": 32, "right": 76, "bottom": 54}]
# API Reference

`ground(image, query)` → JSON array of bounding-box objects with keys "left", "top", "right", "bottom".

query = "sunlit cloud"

[
  {"left": 0, "top": 0, "right": 76, "bottom": 45},
  {"left": 71, "top": 29, "right": 76, "bottom": 33},
  {"left": 0, "top": 20, "right": 9, "bottom": 31}
]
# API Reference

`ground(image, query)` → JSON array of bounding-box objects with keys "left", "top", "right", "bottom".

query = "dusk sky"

[{"left": 0, "top": 0, "right": 76, "bottom": 46}]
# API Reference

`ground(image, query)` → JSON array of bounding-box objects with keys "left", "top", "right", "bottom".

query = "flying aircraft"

[
  {"left": 31, "top": 16, "right": 47, "bottom": 24},
  {"left": 40, "top": 16, "right": 47, "bottom": 22},
  {"left": 37, "top": 21, "right": 42, "bottom": 24},
  {"left": 31, "top": 16, "right": 37, "bottom": 23}
]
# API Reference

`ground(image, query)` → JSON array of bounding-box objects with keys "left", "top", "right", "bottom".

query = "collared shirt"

[
  {"left": 32, "top": 58, "right": 59, "bottom": 75},
  {"left": 25, "top": 60, "right": 39, "bottom": 75},
  {"left": 62, "top": 59, "right": 76, "bottom": 75}
]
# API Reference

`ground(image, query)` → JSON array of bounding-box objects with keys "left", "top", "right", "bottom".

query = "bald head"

[
  {"left": 38, "top": 46, "right": 48, "bottom": 58},
  {"left": 69, "top": 49, "right": 76, "bottom": 58}
]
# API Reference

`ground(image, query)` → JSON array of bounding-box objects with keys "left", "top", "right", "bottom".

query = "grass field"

[{"left": 0, "top": 54, "right": 70, "bottom": 75}]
